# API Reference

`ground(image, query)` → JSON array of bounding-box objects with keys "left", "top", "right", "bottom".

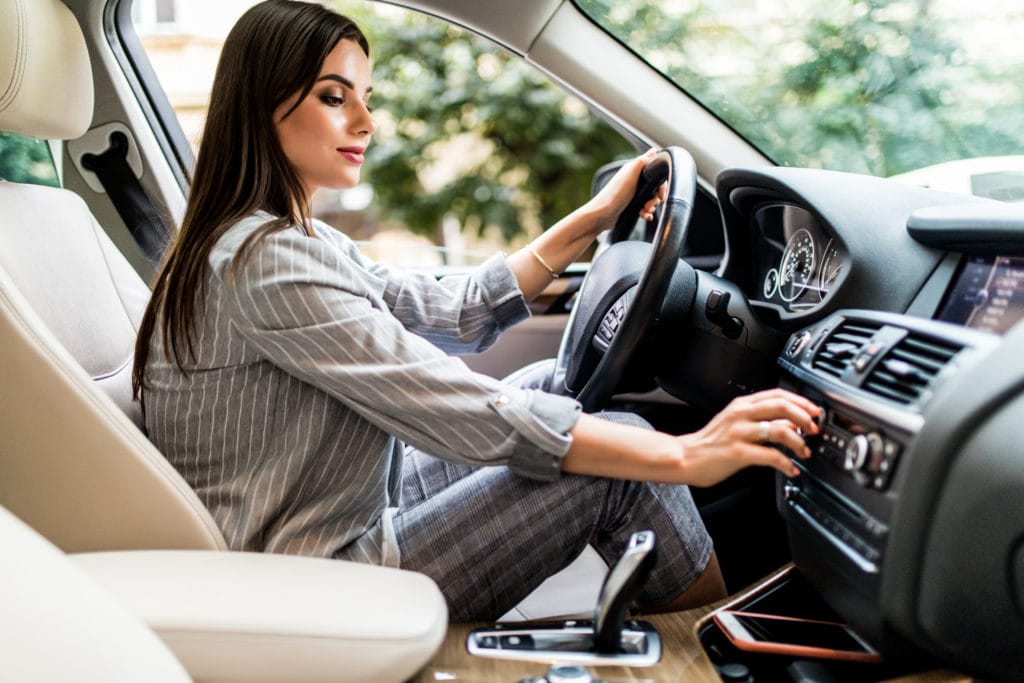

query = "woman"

[{"left": 133, "top": 0, "right": 819, "bottom": 621}]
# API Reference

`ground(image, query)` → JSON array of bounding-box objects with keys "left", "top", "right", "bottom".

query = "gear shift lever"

[
  {"left": 466, "top": 530, "right": 662, "bottom": 666},
  {"left": 593, "top": 530, "right": 657, "bottom": 653}
]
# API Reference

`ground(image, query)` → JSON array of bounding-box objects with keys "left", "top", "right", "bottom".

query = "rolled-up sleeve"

[
  {"left": 494, "top": 389, "right": 582, "bottom": 480},
  {"left": 216, "top": 227, "right": 580, "bottom": 480}
]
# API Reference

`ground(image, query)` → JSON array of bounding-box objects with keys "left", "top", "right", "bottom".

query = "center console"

[
  {"left": 775, "top": 230, "right": 1024, "bottom": 680},
  {"left": 776, "top": 309, "right": 997, "bottom": 635}
]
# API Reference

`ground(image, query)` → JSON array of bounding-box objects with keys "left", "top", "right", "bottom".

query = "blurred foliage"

[
  {"left": 756, "top": 0, "right": 1024, "bottom": 176},
  {"left": 577, "top": 0, "right": 1024, "bottom": 178},
  {"left": 333, "top": 1, "right": 635, "bottom": 241},
  {"left": 0, "top": 133, "right": 59, "bottom": 186}
]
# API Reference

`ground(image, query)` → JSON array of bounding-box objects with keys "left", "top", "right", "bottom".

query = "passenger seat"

[{"left": 0, "top": 505, "right": 193, "bottom": 683}]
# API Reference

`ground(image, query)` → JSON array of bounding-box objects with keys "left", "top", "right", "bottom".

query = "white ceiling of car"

[{"left": 393, "top": 0, "right": 563, "bottom": 54}]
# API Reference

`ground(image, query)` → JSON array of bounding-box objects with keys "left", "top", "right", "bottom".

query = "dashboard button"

[
  {"left": 844, "top": 435, "right": 869, "bottom": 471},
  {"left": 788, "top": 331, "right": 812, "bottom": 357},
  {"left": 814, "top": 405, "right": 828, "bottom": 431}
]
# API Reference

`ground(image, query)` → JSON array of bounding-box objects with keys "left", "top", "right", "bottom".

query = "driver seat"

[{"left": 0, "top": 0, "right": 224, "bottom": 555}]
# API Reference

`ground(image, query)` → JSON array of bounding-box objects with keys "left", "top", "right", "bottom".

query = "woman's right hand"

[
  {"left": 562, "top": 388, "right": 820, "bottom": 488},
  {"left": 587, "top": 149, "right": 667, "bottom": 231},
  {"left": 675, "top": 389, "right": 821, "bottom": 487}
]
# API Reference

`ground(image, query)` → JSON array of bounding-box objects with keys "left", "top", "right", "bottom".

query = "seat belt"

[{"left": 81, "top": 130, "right": 170, "bottom": 265}]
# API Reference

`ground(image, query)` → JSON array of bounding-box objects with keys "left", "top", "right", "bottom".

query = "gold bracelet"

[{"left": 530, "top": 249, "right": 560, "bottom": 278}]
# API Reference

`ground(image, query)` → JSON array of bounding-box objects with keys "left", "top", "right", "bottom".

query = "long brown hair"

[{"left": 132, "top": 0, "right": 369, "bottom": 403}]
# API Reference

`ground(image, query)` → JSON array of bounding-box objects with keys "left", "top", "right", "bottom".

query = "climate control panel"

[{"left": 810, "top": 409, "right": 903, "bottom": 491}]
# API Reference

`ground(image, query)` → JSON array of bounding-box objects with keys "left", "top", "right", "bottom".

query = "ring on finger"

[{"left": 758, "top": 420, "right": 771, "bottom": 443}]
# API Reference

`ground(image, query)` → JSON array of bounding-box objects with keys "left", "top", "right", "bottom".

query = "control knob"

[
  {"left": 800, "top": 405, "right": 828, "bottom": 447},
  {"left": 844, "top": 432, "right": 883, "bottom": 472},
  {"left": 814, "top": 405, "right": 828, "bottom": 432}
]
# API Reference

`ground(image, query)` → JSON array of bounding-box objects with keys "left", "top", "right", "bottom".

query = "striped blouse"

[{"left": 144, "top": 212, "right": 582, "bottom": 566}]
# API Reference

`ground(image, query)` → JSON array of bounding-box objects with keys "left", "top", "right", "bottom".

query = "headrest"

[{"left": 0, "top": 0, "right": 93, "bottom": 140}]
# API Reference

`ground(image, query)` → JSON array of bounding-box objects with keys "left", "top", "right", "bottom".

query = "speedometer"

[{"left": 779, "top": 228, "right": 816, "bottom": 302}]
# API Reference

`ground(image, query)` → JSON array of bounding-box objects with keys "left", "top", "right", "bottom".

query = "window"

[
  {"left": 129, "top": 0, "right": 634, "bottom": 267},
  {"left": 132, "top": 0, "right": 178, "bottom": 31},
  {"left": 574, "top": 0, "right": 1024, "bottom": 198},
  {"left": 0, "top": 133, "right": 59, "bottom": 187}
]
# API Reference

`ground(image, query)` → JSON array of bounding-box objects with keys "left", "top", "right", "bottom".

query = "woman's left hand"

[{"left": 589, "top": 148, "right": 668, "bottom": 229}]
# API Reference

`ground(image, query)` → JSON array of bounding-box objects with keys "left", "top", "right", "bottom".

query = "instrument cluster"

[{"left": 751, "top": 203, "right": 847, "bottom": 314}]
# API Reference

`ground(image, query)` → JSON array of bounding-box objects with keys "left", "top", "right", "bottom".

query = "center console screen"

[{"left": 936, "top": 255, "right": 1024, "bottom": 334}]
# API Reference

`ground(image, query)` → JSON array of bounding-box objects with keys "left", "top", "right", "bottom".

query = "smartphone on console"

[{"left": 712, "top": 610, "right": 882, "bottom": 663}]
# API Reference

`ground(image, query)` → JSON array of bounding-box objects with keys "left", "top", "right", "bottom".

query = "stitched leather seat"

[{"left": 0, "top": 0, "right": 225, "bottom": 553}]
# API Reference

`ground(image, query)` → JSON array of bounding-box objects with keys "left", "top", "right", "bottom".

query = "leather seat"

[
  {"left": 2, "top": 501, "right": 450, "bottom": 683},
  {"left": 0, "top": 505, "right": 193, "bottom": 683},
  {"left": 0, "top": 0, "right": 224, "bottom": 554}
]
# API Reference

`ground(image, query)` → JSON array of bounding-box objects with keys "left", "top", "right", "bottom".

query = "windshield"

[{"left": 574, "top": 0, "right": 1024, "bottom": 199}]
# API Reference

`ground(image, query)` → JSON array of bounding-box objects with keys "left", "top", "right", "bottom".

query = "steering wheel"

[{"left": 553, "top": 146, "right": 697, "bottom": 412}]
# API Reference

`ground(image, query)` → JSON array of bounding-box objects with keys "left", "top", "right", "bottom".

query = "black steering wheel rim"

[{"left": 555, "top": 146, "right": 697, "bottom": 412}]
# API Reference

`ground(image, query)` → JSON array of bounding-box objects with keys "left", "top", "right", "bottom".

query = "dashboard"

[
  {"left": 593, "top": 162, "right": 1024, "bottom": 679},
  {"left": 687, "top": 167, "right": 1024, "bottom": 681}
]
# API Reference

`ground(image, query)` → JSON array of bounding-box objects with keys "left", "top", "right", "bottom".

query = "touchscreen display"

[{"left": 937, "top": 255, "right": 1024, "bottom": 334}]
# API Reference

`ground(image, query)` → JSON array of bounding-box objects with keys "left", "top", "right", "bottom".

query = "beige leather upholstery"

[
  {"left": 74, "top": 550, "right": 448, "bottom": 683},
  {"left": 0, "top": 180, "right": 228, "bottom": 553},
  {"left": 0, "top": 0, "right": 225, "bottom": 553},
  {"left": 0, "top": 0, "right": 93, "bottom": 139},
  {"left": 0, "top": 506, "right": 193, "bottom": 683}
]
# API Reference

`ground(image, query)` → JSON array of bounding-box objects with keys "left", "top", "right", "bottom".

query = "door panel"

[
  {"left": 463, "top": 275, "right": 581, "bottom": 379},
  {"left": 464, "top": 311, "right": 568, "bottom": 379}
]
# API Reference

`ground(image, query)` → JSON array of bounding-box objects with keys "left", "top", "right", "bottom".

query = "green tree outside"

[
  {"left": 0, "top": 133, "right": 59, "bottom": 186},
  {"left": 577, "top": 0, "right": 1024, "bottom": 179},
  {"left": 756, "top": 0, "right": 1024, "bottom": 177},
  {"left": 335, "top": 0, "right": 1024, "bottom": 252}
]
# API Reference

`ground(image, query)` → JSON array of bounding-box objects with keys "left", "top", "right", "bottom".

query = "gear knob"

[{"left": 593, "top": 530, "right": 657, "bottom": 653}]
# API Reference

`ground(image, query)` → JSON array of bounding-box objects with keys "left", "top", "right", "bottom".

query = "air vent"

[
  {"left": 811, "top": 320, "right": 881, "bottom": 379},
  {"left": 862, "top": 333, "right": 962, "bottom": 405}
]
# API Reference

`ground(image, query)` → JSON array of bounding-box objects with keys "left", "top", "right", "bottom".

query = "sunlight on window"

[{"left": 575, "top": 0, "right": 1024, "bottom": 194}]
